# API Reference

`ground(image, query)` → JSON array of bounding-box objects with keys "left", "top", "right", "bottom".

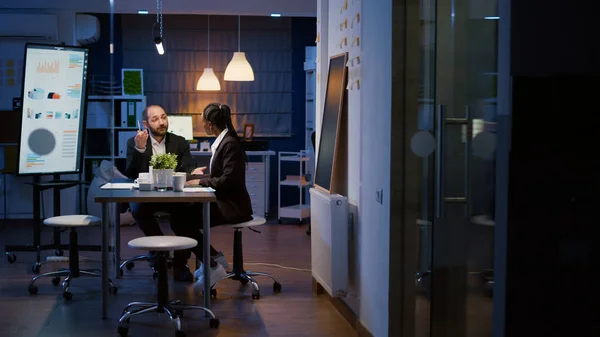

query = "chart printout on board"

[{"left": 18, "top": 44, "right": 88, "bottom": 175}]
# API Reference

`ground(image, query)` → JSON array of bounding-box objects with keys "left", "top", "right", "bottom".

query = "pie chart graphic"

[{"left": 28, "top": 128, "right": 56, "bottom": 155}]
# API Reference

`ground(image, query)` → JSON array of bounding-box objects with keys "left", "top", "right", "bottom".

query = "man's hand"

[
  {"left": 191, "top": 166, "right": 207, "bottom": 175},
  {"left": 135, "top": 129, "right": 149, "bottom": 149},
  {"left": 185, "top": 179, "right": 200, "bottom": 186}
]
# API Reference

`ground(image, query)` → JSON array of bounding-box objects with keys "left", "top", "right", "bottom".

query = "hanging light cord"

[
  {"left": 207, "top": 16, "right": 210, "bottom": 67},
  {"left": 156, "top": 0, "right": 163, "bottom": 39},
  {"left": 238, "top": 15, "right": 241, "bottom": 52}
]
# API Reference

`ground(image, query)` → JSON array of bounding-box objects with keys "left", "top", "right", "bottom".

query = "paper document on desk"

[
  {"left": 182, "top": 187, "right": 215, "bottom": 193},
  {"left": 101, "top": 183, "right": 135, "bottom": 190}
]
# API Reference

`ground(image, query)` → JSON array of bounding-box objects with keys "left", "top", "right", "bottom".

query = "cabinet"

[
  {"left": 190, "top": 150, "right": 275, "bottom": 217},
  {"left": 82, "top": 95, "right": 146, "bottom": 211},
  {"left": 278, "top": 151, "right": 311, "bottom": 224}
]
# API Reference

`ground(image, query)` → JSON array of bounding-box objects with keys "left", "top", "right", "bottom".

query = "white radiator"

[{"left": 309, "top": 188, "right": 349, "bottom": 297}]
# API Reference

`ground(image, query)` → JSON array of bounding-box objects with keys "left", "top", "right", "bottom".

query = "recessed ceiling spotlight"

[
  {"left": 270, "top": 13, "right": 281, "bottom": 17},
  {"left": 138, "top": 10, "right": 149, "bottom": 14}
]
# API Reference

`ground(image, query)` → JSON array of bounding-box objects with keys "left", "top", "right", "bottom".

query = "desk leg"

[
  {"left": 202, "top": 201, "right": 211, "bottom": 312},
  {"left": 113, "top": 203, "right": 121, "bottom": 279},
  {"left": 101, "top": 203, "right": 109, "bottom": 319},
  {"left": 264, "top": 155, "right": 270, "bottom": 217}
]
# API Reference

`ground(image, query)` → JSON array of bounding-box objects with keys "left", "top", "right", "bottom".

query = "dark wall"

[
  {"left": 86, "top": 13, "right": 123, "bottom": 83},
  {"left": 507, "top": 1, "right": 600, "bottom": 336}
]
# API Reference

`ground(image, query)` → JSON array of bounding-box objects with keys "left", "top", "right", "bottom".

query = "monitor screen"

[
  {"left": 167, "top": 115, "right": 194, "bottom": 140},
  {"left": 17, "top": 43, "right": 89, "bottom": 175}
]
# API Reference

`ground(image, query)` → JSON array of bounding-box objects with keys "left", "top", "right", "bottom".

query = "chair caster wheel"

[
  {"left": 209, "top": 318, "right": 220, "bottom": 328},
  {"left": 211, "top": 288, "right": 217, "bottom": 299},
  {"left": 110, "top": 285, "right": 118, "bottom": 295},
  {"left": 273, "top": 282, "right": 282, "bottom": 293},
  {"left": 117, "top": 326, "right": 129, "bottom": 337},
  {"left": 252, "top": 291, "right": 260, "bottom": 300},
  {"left": 6, "top": 253, "right": 16, "bottom": 263},
  {"left": 32, "top": 263, "right": 41, "bottom": 274},
  {"left": 125, "top": 262, "right": 134, "bottom": 270},
  {"left": 28, "top": 285, "right": 38, "bottom": 295},
  {"left": 55, "top": 249, "right": 64, "bottom": 256},
  {"left": 176, "top": 310, "right": 184, "bottom": 318},
  {"left": 240, "top": 278, "right": 249, "bottom": 285},
  {"left": 51, "top": 277, "right": 60, "bottom": 286},
  {"left": 63, "top": 291, "right": 73, "bottom": 301},
  {"left": 175, "top": 330, "right": 186, "bottom": 337}
]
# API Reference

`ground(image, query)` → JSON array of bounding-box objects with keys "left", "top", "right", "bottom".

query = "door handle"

[
  {"left": 435, "top": 104, "right": 445, "bottom": 218},
  {"left": 435, "top": 105, "right": 471, "bottom": 219}
]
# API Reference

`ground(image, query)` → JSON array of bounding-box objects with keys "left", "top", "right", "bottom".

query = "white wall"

[
  {"left": 0, "top": 9, "right": 80, "bottom": 219},
  {"left": 316, "top": 0, "right": 391, "bottom": 336}
]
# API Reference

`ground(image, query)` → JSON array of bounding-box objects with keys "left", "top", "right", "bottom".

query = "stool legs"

[
  {"left": 27, "top": 228, "right": 117, "bottom": 300},
  {"left": 211, "top": 228, "right": 282, "bottom": 300},
  {"left": 117, "top": 252, "right": 219, "bottom": 337}
]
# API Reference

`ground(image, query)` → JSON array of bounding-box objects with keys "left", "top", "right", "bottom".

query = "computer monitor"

[{"left": 167, "top": 114, "right": 194, "bottom": 140}]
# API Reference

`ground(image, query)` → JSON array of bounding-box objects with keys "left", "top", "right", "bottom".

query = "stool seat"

[
  {"left": 128, "top": 236, "right": 197, "bottom": 251},
  {"left": 43, "top": 215, "right": 100, "bottom": 227},
  {"left": 225, "top": 215, "right": 266, "bottom": 228}
]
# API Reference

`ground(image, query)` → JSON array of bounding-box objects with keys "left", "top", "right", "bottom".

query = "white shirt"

[
  {"left": 210, "top": 128, "right": 228, "bottom": 172},
  {"left": 136, "top": 134, "right": 166, "bottom": 155}
]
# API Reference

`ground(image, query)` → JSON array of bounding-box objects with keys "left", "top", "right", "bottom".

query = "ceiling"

[{"left": 0, "top": 0, "right": 317, "bottom": 17}]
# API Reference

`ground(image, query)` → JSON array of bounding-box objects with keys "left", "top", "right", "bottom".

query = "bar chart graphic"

[
  {"left": 37, "top": 60, "right": 59, "bottom": 73},
  {"left": 69, "top": 54, "right": 84, "bottom": 68},
  {"left": 67, "top": 84, "right": 81, "bottom": 98},
  {"left": 25, "top": 154, "right": 45, "bottom": 168},
  {"left": 62, "top": 130, "right": 77, "bottom": 159}
]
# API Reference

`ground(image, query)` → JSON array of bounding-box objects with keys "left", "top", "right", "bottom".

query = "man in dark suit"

[{"left": 126, "top": 104, "right": 204, "bottom": 281}]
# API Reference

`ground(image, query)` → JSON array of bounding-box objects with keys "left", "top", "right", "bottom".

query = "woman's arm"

[{"left": 199, "top": 141, "right": 245, "bottom": 189}]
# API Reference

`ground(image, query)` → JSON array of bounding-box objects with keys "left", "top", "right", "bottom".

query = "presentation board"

[
  {"left": 314, "top": 53, "right": 348, "bottom": 193},
  {"left": 168, "top": 114, "right": 194, "bottom": 140},
  {"left": 17, "top": 43, "right": 89, "bottom": 175}
]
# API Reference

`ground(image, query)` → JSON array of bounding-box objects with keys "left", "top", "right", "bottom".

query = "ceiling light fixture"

[
  {"left": 197, "top": 16, "right": 221, "bottom": 91},
  {"left": 271, "top": 13, "right": 281, "bottom": 17},
  {"left": 138, "top": 10, "right": 149, "bottom": 14},
  {"left": 224, "top": 15, "right": 254, "bottom": 81}
]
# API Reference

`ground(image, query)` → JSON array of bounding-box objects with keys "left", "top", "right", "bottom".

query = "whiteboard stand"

[{"left": 277, "top": 151, "right": 311, "bottom": 224}]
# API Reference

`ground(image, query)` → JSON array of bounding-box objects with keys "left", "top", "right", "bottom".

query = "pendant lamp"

[
  {"left": 224, "top": 16, "right": 254, "bottom": 81},
  {"left": 197, "top": 16, "right": 221, "bottom": 91}
]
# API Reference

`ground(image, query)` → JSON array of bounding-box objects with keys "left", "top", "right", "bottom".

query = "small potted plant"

[{"left": 149, "top": 153, "right": 178, "bottom": 191}]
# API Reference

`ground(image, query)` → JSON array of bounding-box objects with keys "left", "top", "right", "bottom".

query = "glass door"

[{"left": 411, "top": 0, "right": 499, "bottom": 336}]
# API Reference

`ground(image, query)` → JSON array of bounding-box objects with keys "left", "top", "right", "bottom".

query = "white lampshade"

[
  {"left": 224, "top": 52, "right": 254, "bottom": 81},
  {"left": 196, "top": 68, "right": 221, "bottom": 91}
]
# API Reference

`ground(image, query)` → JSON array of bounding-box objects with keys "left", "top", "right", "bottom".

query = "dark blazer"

[
  {"left": 199, "top": 133, "right": 253, "bottom": 224},
  {"left": 125, "top": 132, "right": 195, "bottom": 179}
]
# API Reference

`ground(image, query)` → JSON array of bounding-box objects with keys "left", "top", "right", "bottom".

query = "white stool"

[
  {"left": 117, "top": 236, "right": 219, "bottom": 337},
  {"left": 27, "top": 215, "right": 117, "bottom": 301},
  {"left": 211, "top": 215, "right": 281, "bottom": 300}
]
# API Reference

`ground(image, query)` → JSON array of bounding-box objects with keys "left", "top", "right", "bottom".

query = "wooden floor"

[{"left": 0, "top": 219, "right": 356, "bottom": 337}]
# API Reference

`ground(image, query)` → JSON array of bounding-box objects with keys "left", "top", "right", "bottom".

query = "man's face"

[{"left": 143, "top": 106, "right": 168, "bottom": 137}]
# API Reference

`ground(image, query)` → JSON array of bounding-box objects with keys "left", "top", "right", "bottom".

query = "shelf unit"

[
  {"left": 82, "top": 95, "right": 146, "bottom": 211},
  {"left": 278, "top": 151, "right": 311, "bottom": 224}
]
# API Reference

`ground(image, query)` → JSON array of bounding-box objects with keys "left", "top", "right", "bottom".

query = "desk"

[
  {"left": 191, "top": 150, "right": 275, "bottom": 216},
  {"left": 95, "top": 188, "right": 217, "bottom": 319}
]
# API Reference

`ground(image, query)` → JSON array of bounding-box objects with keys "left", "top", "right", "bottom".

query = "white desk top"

[{"left": 190, "top": 150, "right": 276, "bottom": 156}]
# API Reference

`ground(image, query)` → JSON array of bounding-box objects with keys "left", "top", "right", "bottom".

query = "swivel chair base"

[
  {"left": 28, "top": 225, "right": 117, "bottom": 300},
  {"left": 118, "top": 250, "right": 218, "bottom": 337},
  {"left": 211, "top": 222, "right": 281, "bottom": 300}
]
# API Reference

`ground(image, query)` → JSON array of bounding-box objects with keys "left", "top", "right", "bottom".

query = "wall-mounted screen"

[
  {"left": 314, "top": 53, "right": 348, "bottom": 193},
  {"left": 17, "top": 43, "right": 89, "bottom": 175}
]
